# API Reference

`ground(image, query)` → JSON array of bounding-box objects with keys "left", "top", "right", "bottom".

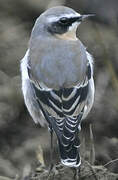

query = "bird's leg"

[
  {"left": 73, "top": 167, "right": 80, "bottom": 180},
  {"left": 73, "top": 150, "right": 81, "bottom": 180},
  {"left": 48, "top": 124, "right": 54, "bottom": 176},
  {"left": 50, "top": 126, "right": 54, "bottom": 170}
]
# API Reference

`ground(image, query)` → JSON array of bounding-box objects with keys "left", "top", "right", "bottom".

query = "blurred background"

[{"left": 0, "top": 0, "right": 118, "bottom": 178}]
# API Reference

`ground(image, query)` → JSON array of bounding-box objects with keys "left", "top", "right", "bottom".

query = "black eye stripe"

[
  {"left": 48, "top": 16, "right": 80, "bottom": 34},
  {"left": 58, "top": 16, "right": 81, "bottom": 26}
]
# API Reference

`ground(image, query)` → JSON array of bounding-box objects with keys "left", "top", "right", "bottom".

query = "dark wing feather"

[{"left": 27, "top": 55, "right": 93, "bottom": 167}]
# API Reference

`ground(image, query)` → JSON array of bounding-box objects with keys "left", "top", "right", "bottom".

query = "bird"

[{"left": 21, "top": 6, "right": 95, "bottom": 169}]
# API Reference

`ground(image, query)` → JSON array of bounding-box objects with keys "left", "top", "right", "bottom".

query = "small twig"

[
  {"left": 89, "top": 124, "right": 95, "bottom": 165},
  {"left": 36, "top": 145, "right": 45, "bottom": 167},
  {"left": 84, "top": 159, "right": 118, "bottom": 179},
  {"left": 85, "top": 161, "right": 99, "bottom": 180},
  {"left": 104, "top": 158, "right": 118, "bottom": 167}
]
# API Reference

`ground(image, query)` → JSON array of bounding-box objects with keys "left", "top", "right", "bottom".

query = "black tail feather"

[
  {"left": 44, "top": 113, "right": 83, "bottom": 167},
  {"left": 58, "top": 136, "right": 81, "bottom": 167}
]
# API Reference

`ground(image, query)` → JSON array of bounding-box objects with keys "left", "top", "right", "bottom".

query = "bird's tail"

[
  {"left": 57, "top": 117, "right": 81, "bottom": 167},
  {"left": 58, "top": 135, "right": 81, "bottom": 167},
  {"left": 49, "top": 115, "right": 82, "bottom": 167}
]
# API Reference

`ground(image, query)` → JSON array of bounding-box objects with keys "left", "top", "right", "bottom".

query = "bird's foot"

[
  {"left": 48, "top": 163, "right": 54, "bottom": 176},
  {"left": 47, "top": 164, "right": 58, "bottom": 180}
]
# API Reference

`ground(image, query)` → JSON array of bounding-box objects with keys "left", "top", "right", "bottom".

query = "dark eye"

[{"left": 59, "top": 17, "right": 69, "bottom": 24}]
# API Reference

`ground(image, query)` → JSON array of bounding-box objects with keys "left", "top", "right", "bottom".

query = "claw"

[{"left": 47, "top": 163, "right": 54, "bottom": 177}]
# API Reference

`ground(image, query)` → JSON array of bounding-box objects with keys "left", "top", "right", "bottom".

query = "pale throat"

[{"left": 56, "top": 23, "right": 79, "bottom": 41}]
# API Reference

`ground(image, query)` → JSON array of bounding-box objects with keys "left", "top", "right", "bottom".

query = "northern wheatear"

[{"left": 21, "top": 6, "right": 95, "bottom": 168}]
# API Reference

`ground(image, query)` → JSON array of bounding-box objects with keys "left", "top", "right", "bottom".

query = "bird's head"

[{"left": 31, "top": 6, "right": 94, "bottom": 41}]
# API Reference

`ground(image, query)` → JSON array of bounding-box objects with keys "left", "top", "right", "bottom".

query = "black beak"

[
  {"left": 69, "top": 14, "right": 95, "bottom": 24},
  {"left": 77, "top": 14, "right": 95, "bottom": 22}
]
